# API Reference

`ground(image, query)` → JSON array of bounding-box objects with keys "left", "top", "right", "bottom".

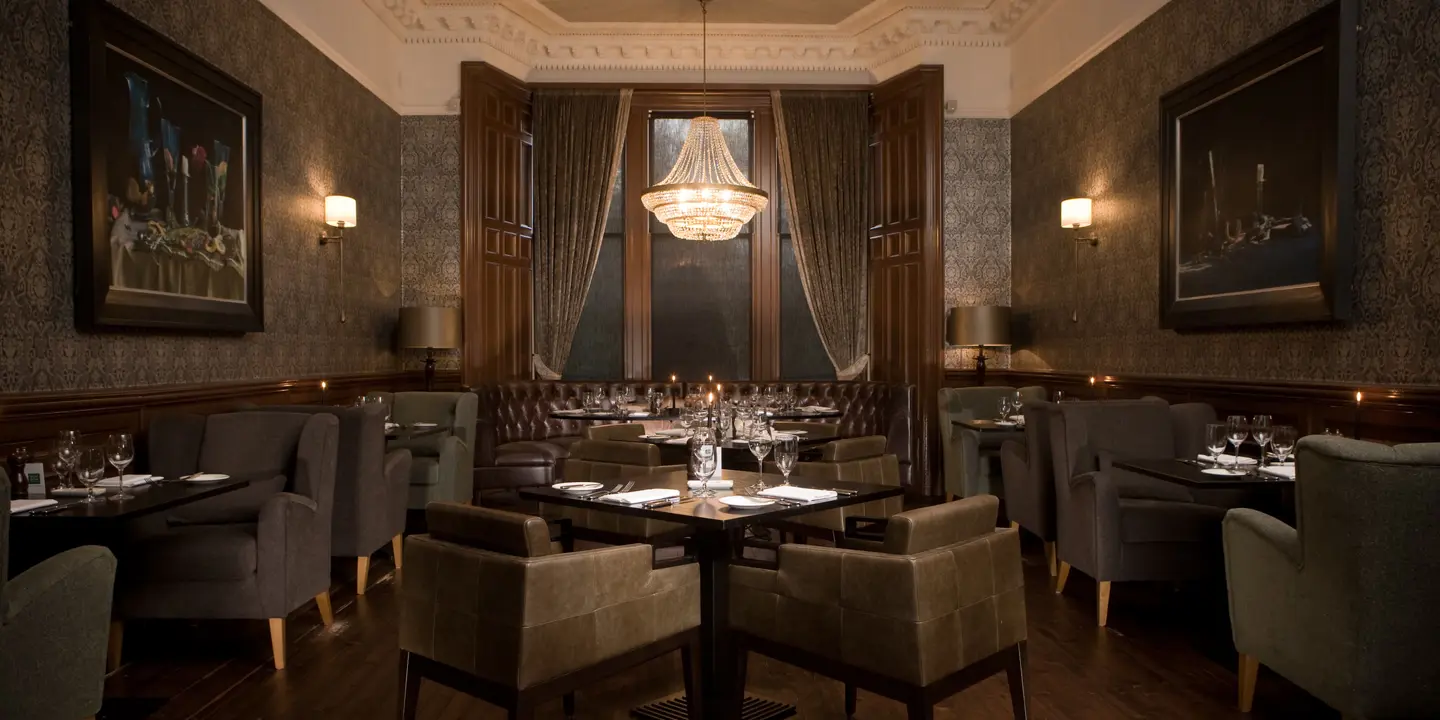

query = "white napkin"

[
  {"left": 97, "top": 474, "right": 156, "bottom": 488},
  {"left": 759, "top": 486, "right": 838, "bottom": 503},
  {"left": 687, "top": 479, "right": 733, "bottom": 489},
  {"left": 10, "top": 499, "right": 57, "bottom": 514},
  {"left": 601, "top": 488, "right": 682, "bottom": 505},
  {"left": 385, "top": 421, "right": 399, "bottom": 429},
  {"left": 412, "top": 421, "right": 438, "bottom": 428},
  {"left": 1259, "top": 465, "right": 1296, "bottom": 479},
  {"left": 663, "top": 438, "right": 689, "bottom": 445},
  {"left": 1198, "top": 454, "right": 1258, "bottom": 466},
  {"left": 799, "top": 405, "right": 833, "bottom": 413},
  {"left": 655, "top": 428, "right": 689, "bottom": 437},
  {"left": 552, "top": 409, "right": 586, "bottom": 415}
]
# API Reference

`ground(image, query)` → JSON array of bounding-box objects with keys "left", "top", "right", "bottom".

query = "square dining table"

[
  {"left": 520, "top": 468, "right": 904, "bottom": 720},
  {"left": 1112, "top": 457, "right": 1297, "bottom": 524}
]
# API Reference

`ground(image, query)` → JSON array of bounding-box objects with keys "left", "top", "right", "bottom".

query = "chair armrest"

[
  {"left": 1224, "top": 508, "right": 1304, "bottom": 659},
  {"left": 1061, "top": 470, "right": 1122, "bottom": 578},
  {"left": 439, "top": 435, "right": 474, "bottom": 504},
  {"left": 2, "top": 546, "right": 116, "bottom": 626}
]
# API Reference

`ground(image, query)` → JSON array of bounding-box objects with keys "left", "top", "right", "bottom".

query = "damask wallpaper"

[
  {"left": 400, "top": 115, "right": 461, "bottom": 371},
  {"left": 942, "top": 118, "right": 1012, "bottom": 371},
  {"left": 0, "top": 0, "right": 402, "bottom": 393},
  {"left": 1012, "top": 0, "right": 1440, "bottom": 385}
]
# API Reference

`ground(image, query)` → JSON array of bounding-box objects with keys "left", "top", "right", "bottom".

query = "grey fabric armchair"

[
  {"left": 940, "top": 386, "right": 1045, "bottom": 498},
  {"left": 369, "top": 391, "right": 479, "bottom": 508},
  {"left": 258, "top": 404, "right": 412, "bottom": 595},
  {"left": 1000, "top": 400, "right": 1058, "bottom": 576},
  {"left": 120, "top": 411, "right": 340, "bottom": 670},
  {"left": 1225, "top": 436, "right": 1440, "bottom": 717},
  {"left": 0, "top": 471, "right": 117, "bottom": 720},
  {"left": 1049, "top": 398, "right": 1225, "bottom": 626}
]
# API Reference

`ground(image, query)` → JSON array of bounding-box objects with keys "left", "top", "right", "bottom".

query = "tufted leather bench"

[{"left": 473, "top": 381, "right": 914, "bottom": 505}]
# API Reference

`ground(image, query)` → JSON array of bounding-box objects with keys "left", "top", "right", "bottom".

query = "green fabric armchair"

[
  {"left": 939, "top": 386, "right": 1045, "bottom": 498},
  {"left": 1225, "top": 436, "right": 1440, "bottom": 717},
  {"left": 0, "top": 471, "right": 118, "bottom": 720},
  {"left": 369, "top": 391, "right": 479, "bottom": 508}
]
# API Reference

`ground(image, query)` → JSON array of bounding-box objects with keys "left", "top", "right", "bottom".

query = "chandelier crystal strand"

[{"left": 640, "top": 0, "right": 768, "bottom": 242}]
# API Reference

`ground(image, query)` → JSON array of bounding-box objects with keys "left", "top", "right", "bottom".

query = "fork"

[{"left": 584, "top": 483, "right": 623, "bottom": 500}]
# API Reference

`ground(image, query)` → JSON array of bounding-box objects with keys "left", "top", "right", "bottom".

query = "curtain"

[
  {"left": 772, "top": 90, "right": 870, "bottom": 380},
  {"left": 531, "top": 89, "right": 632, "bottom": 378}
]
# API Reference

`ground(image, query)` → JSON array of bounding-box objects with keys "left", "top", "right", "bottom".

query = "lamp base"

[
  {"left": 975, "top": 345, "right": 988, "bottom": 386},
  {"left": 423, "top": 349, "right": 436, "bottom": 392}
]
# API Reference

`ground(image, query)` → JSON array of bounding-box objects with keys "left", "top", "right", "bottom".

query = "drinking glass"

[
  {"left": 773, "top": 434, "right": 799, "bottom": 486},
  {"left": 107, "top": 433, "right": 136, "bottom": 501},
  {"left": 1055, "top": 390, "right": 1066, "bottom": 402},
  {"left": 997, "top": 397, "right": 1014, "bottom": 422},
  {"left": 748, "top": 422, "right": 775, "bottom": 476},
  {"left": 1271, "top": 425, "right": 1298, "bottom": 465},
  {"left": 1204, "top": 423, "right": 1229, "bottom": 470},
  {"left": 1011, "top": 390, "right": 1023, "bottom": 414},
  {"left": 582, "top": 390, "right": 597, "bottom": 411},
  {"left": 783, "top": 384, "right": 797, "bottom": 411},
  {"left": 76, "top": 447, "right": 105, "bottom": 503},
  {"left": 689, "top": 428, "right": 719, "bottom": 497},
  {"left": 1250, "top": 415, "right": 1273, "bottom": 468},
  {"left": 56, "top": 430, "right": 81, "bottom": 489},
  {"left": 1225, "top": 415, "right": 1249, "bottom": 472}
]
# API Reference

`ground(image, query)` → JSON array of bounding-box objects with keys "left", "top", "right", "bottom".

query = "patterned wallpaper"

[
  {"left": 1012, "top": 0, "right": 1440, "bottom": 385},
  {"left": 400, "top": 115, "right": 461, "bottom": 371},
  {"left": 942, "top": 118, "right": 1012, "bottom": 371},
  {"left": 0, "top": 0, "right": 402, "bottom": 393}
]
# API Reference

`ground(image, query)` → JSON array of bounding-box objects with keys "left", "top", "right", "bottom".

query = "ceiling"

[{"left": 535, "top": 0, "right": 888, "bottom": 25}]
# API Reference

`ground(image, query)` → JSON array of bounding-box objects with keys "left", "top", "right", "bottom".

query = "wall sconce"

[
  {"left": 1062, "top": 198, "right": 1099, "bottom": 323},
  {"left": 320, "top": 195, "right": 357, "bottom": 323}
]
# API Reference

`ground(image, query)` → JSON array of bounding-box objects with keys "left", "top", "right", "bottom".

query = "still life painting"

[{"left": 73, "top": 0, "right": 264, "bottom": 332}]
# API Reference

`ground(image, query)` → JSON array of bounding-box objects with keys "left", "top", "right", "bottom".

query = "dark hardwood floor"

[{"left": 99, "top": 540, "right": 1336, "bottom": 719}]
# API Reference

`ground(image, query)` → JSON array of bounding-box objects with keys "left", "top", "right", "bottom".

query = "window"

[{"left": 561, "top": 166, "right": 624, "bottom": 380}]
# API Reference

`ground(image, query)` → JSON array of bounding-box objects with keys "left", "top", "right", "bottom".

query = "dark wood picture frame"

[
  {"left": 1159, "top": 0, "right": 1356, "bottom": 330},
  {"left": 71, "top": 0, "right": 264, "bottom": 333}
]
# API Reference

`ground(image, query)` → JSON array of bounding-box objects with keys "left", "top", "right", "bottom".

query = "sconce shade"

[
  {"left": 1061, "top": 198, "right": 1092, "bottom": 229},
  {"left": 398, "top": 306, "right": 461, "bottom": 349},
  {"left": 947, "top": 305, "right": 1011, "bottom": 347},
  {"left": 325, "top": 195, "right": 357, "bottom": 228}
]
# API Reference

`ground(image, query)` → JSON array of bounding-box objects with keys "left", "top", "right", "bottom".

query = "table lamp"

[
  {"left": 947, "top": 305, "right": 1011, "bottom": 385},
  {"left": 398, "top": 306, "right": 461, "bottom": 391}
]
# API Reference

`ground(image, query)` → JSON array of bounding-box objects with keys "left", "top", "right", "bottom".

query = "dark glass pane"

[
  {"left": 651, "top": 233, "right": 751, "bottom": 381},
  {"left": 779, "top": 234, "right": 835, "bottom": 380},
  {"left": 563, "top": 168, "right": 624, "bottom": 380},
  {"left": 649, "top": 117, "right": 753, "bottom": 236}
]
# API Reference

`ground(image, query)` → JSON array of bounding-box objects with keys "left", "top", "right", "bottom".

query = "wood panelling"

[
  {"left": 870, "top": 67, "right": 944, "bottom": 494},
  {"left": 460, "top": 63, "right": 534, "bottom": 385}
]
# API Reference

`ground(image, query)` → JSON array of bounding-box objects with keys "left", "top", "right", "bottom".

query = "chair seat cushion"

[
  {"left": 165, "top": 473, "right": 287, "bottom": 525},
  {"left": 1119, "top": 498, "right": 1226, "bottom": 544},
  {"left": 133, "top": 523, "right": 258, "bottom": 581},
  {"left": 411, "top": 457, "right": 441, "bottom": 486},
  {"left": 495, "top": 440, "right": 571, "bottom": 467}
]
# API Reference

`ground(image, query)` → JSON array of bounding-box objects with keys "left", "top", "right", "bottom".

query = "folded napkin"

[
  {"left": 11, "top": 499, "right": 57, "bottom": 514},
  {"left": 97, "top": 474, "right": 156, "bottom": 488},
  {"left": 663, "top": 438, "right": 690, "bottom": 445},
  {"left": 1259, "top": 465, "right": 1296, "bottom": 479},
  {"left": 601, "top": 488, "right": 682, "bottom": 505},
  {"left": 759, "top": 486, "right": 838, "bottom": 503},
  {"left": 52, "top": 487, "right": 103, "bottom": 497},
  {"left": 798, "top": 405, "right": 833, "bottom": 413},
  {"left": 385, "top": 422, "right": 399, "bottom": 429},
  {"left": 552, "top": 409, "right": 586, "bottom": 415},
  {"left": 1198, "top": 454, "right": 1258, "bottom": 465},
  {"left": 687, "top": 479, "right": 733, "bottom": 490},
  {"left": 655, "top": 428, "right": 689, "bottom": 437}
]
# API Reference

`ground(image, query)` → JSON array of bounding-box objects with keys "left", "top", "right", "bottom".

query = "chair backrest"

[
  {"left": 1050, "top": 399, "right": 1178, "bottom": 483},
  {"left": 583, "top": 423, "right": 646, "bottom": 441},
  {"left": 772, "top": 421, "right": 840, "bottom": 439},
  {"left": 388, "top": 391, "right": 479, "bottom": 455},
  {"left": 879, "top": 494, "right": 1001, "bottom": 555},
  {"left": 426, "top": 502, "right": 557, "bottom": 557},
  {"left": 792, "top": 437, "right": 899, "bottom": 486},
  {"left": 1005, "top": 400, "right": 1057, "bottom": 539},
  {"left": 564, "top": 440, "right": 681, "bottom": 483}
]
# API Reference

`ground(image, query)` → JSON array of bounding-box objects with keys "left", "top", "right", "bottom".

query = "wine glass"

[
  {"left": 106, "top": 433, "right": 136, "bottom": 501},
  {"left": 56, "top": 430, "right": 81, "bottom": 489},
  {"left": 1204, "top": 423, "right": 1229, "bottom": 471},
  {"left": 1250, "top": 415, "right": 1273, "bottom": 468},
  {"left": 689, "top": 428, "right": 719, "bottom": 498},
  {"left": 1225, "top": 415, "right": 1249, "bottom": 473},
  {"left": 1271, "top": 425, "right": 1298, "bottom": 465},
  {"left": 773, "top": 434, "right": 799, "bottom": 486},
  {"left": 76, "top": 447, "right": 105, "bottom": 503},
  {"left": 997, "top": 397, "right": 1014, "bottom": 422},
  {"left": 748, "top": 421, "right": 775, "bottom": 476}
]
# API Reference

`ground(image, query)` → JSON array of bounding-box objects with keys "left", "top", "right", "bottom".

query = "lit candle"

[
  {"left": 707, "top": 391, "right": 714, "bottom": 407},
  {"left": 670, "top": 374, "right": 678, "bottom": 411},
  {"left": 320, "top": 380, "right": 328, "bottom": 404},
  {"left": 708, "top": 374, "right": 713, "bottom": 384},
  {"left": 1354, "top": 391, "right": 1363, "bottom": 438}
]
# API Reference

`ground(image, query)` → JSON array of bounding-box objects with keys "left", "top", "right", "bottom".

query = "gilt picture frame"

[
  {"left": 1159, "top": 0, "right": 1356, "bottom": 330},
  {"left": 71, "top": 0, "right": 264, "bottom": 332}
]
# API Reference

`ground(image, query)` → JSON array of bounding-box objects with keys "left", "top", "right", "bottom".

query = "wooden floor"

[{"left": 99, "top": 541, "right": 1336, "bottom": 720}]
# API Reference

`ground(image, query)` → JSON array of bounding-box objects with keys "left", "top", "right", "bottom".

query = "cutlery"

[
  {"left": 829, "top": 488, "right": 859, "bottom": 496},
  {"left": 20, "top": 501, "right": 84, "bottom": 516},
  {"left": 1178, "top": 459, "right": 1206, "bottom": 467},
  {"left": 644, "top": 496, "right": 699, "bottom": 509},
  {"left": 584, "top": 483, "right": 623, "bottom": 500}
]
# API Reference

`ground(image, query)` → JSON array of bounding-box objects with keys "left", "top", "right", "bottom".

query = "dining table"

[
  {"left": 1111, "top": 456, "right": 1296, "bottom": 523},
  {"left": 384, "top": 423, "right": 450, "bottom": 440},
  {"left": 519, "top": 468, "right": 903, "bottom": 720},
  {"left": 547, "top": 406, "right": 845, "bottom": 422}
]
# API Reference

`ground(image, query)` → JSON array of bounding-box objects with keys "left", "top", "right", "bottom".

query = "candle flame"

[
  {"left": 670, "top": 374, "right": 676, "bottom": 383},
  {"left": 707, "top": 392, "right": 714, "bottom": 404},
  {"left": 321, "top": 380, "right": 328, "bottom": 390},
  {"left": 1356, "top": 391, "right": 1363, "bottom": 402},
  {"left": 1089, "top": 376, "right": 1096, "bottom": 385}
]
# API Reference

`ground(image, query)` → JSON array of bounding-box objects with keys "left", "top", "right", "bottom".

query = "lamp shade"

[
  {"left": 1061, "top": 197, "right": 1092, "bottom": 229},
  {"left": 325, "top": 195, "right": 357, "bottom": 228},
  {"left": 398, "top": 306, "right": 460, "bottom": 349},
  {"left": 947, "top": 305, "right": 1011, "bottom": 347}
]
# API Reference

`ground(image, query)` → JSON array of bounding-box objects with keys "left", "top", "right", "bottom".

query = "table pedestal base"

[{"left": 631, "top": 694, "right": 796, "bottom": 720}]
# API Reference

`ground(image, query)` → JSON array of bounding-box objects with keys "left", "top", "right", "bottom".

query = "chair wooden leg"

[
  {"left": 562, "top": 692, "right": 575, "bottom": 718},
  {"left": 357, "top": 556, "right": 371, "bottom": 596},
  {"left": 1055, "top": 561, "right": 1071, "bottom": 594},
  {"left": 681, "top": 635, "right": 702, "bottom": 720},
  {"left": 1006, "top": 642, "right": 1030, "bottom": 719},
  {"left": 1044, "top": 542, "right": 1057, "bottom": 577},
  {"left": 1010, "top": 520, "right": 1020, "bottom": 530},
  {"left": 269, "top": 618, "right": 287, "bottom": 670},
  {"left": 1097, "top": 581, "right": 1112, "bottom": 627},
  {"left": 906, "top": 697, "right": 935, "bottom": 720},
  {"left": 844, "top": 683, "right": 858, "bottom": 718},
  {"left": 316, "top": 591, "right": 335, "bottom": 627},
  {"left": 392, "top": 534, "right": 404, "bottom": 569},
  {"left": 398, "top": 650, "right": 421, "bottom": 720},
  {"left": 510, "top": 694, "right": 537, "bottom": 720},
  {"left": 107, "top": 620, "right": 124, "bottom": 673},
  {"left": 1238, "top": 653, "right": 1259, "bottom": 713}
]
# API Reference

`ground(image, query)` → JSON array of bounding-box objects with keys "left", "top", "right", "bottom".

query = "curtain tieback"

[
  {"left": 532, "top": 354, "right": 562, "bottom": 380},
  {"left": 835, "top": 354, "right": 869, "bottom": 381}
]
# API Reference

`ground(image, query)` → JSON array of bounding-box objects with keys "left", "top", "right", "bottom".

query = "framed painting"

[
  {"left": 71, "top": 0, "right": 264, "bottom": 332},
  {"left": 1159, "top": 0, "right": 1356, "bottom": 330}
]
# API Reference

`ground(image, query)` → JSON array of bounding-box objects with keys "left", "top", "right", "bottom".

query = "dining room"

[{"left": 3, "top": 0, "right": 1440, "bottom": 719}]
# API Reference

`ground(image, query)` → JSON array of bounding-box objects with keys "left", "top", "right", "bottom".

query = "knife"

[
  {"left": 829, "top": 488, "right": 859, "bottom": 496},
  {"left": 19, "top": 500, "right": 85, "bottom": 516}
]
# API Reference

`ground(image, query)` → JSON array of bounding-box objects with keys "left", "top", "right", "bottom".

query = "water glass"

[
  {"left": 997, "top": 397, "right": 1014, "bottom": 421},
  {"left": 773, "top": 435, "right": 799, "bottom": 485},
  {"left": 1204, "top": 423, "right": 1229, "bottom": 470},
  {"left": 56, "top": 430, "right": 81, "bottom": 489},
  {"left": 748, "top": 422, "right": 775, "bottom": 475},
  {"left": 1250, "top": 415, "right": 1273, "bottom": 467},
  {"left": 76, "top": 447, "right": 105, "bottom": 503},
  {"left": 1225, "top": 415, "right": 1249, "bottom": 471},
  {"left": 107, "top": 433, "right": 136, "bottom": 500},
  {"left": 1271, "top": 425, "right": 1298, "bottom": 465},
  {"left": 689, "top": 428, "right": 719, "bottom": 497}
]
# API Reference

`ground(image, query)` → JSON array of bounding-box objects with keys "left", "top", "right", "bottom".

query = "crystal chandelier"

[{"left": 641, "top": 0, "right": 768, "bottom": 241}]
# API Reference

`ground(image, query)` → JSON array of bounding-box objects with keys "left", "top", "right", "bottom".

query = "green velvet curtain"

[
  {"left": 531, "top": 89, "right": 632, "bottom": 378},
  {"left": 772, "top": 90, "right": 870, "bottom": 380}
]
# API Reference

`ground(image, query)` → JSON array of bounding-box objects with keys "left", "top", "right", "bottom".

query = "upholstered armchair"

[
  {"left": 940, "top": 386, "right": 1045, "bottom": 498},
  {"left": 121, "top": 411, "right": 340, "bottom": 670},
  {"left": 260, "top": 404, "right": 412, "bottom": 595},
  {"left": 0, "top": 471, "right": 117, "bottom": 720},
  {"left": 542, "top": 440, "right": 689, "bottom": 545},
  {"left": 731, "top": 496, "right": 1029, "bottom": 719},
  {"left": 1225, "top": 436, "right": 1440, "bottom": 717},
  {"left": 398, "top": 504, "right": 702, "bottom": 720},
  {"left": 583, "top": 422, "right": 647, "bottom": 441},
  {"left": 1000, "top": 400, "right": 1058, "bottom": 575},
  {"left": 369, "top": 391, "right": 479, "bottom": 508},
  {"left": 1049, "top": 399, "right": 1225, "bottom": 626},
  {"left": 764, "top": 436, "right": 904, "bottom": 543}
]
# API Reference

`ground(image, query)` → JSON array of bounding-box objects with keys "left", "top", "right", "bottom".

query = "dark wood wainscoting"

[
  {"left": 944, "top": 369, "right": 1440, "bottom": 445},
  {"left": 0, "top": 370, "right": 461, "bottom": 465}
]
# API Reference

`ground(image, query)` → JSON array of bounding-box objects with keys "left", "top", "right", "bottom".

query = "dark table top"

[
  {"left": 548, "top": 407, "right": 845, "bottom": 422},
  {"left": 519, "top": 468, "right": 903, "bottom": 531},
  {"left": 639, "top": 434, "right": 831, "bottom": 450},
  {"left": 953, "top": 418, "right": 1024, "bottom": 432},
  {"left": 1113, "top": 457, "right": 1295, "bottom": 489},
  {"left": 385, "top": 424, "right": 450, "bottom": 440},
  {"left": 10, "top": 475, "right": 252, "bottom": 526}
]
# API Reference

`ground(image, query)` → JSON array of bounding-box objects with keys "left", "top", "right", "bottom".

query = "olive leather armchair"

[
  {"left": 541, "top": 440, "right": 689, "bottom": 546},
  {"left": 731, "top": 496, "right": 1029, "bottom": 719},
  {"left": 398, "top": 503, "right": 702, "bottom": 719},
  {"left": 369, "top": 391, "right": 478, "bottom": 508},
  {"left": 1225, "top": 436, "right": 1440, "bottom": 717},
  {"left": 764, "top": 436, "right": 904, "bottom": 544},
  {"left": 0, "top": 471, "right": 117, "bottom": 720}
]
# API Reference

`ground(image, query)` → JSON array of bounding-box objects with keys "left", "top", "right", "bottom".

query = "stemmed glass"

[
  {"left": 107, "top": 433, "right": 136, "bottom": 501},
  {"left": 748, "top": 421, "right": 775, "bottom": 477},
  {"left": 1271, "top": 426, "right": 1298, "bottom": 466},
  {"left": 56, "top": 430, "right": 81, "bottom": 489},
  {"left": 1225, "top": 415, "right": 1249, "bottom": 474},
  {"left": 997, "top": 397, "right": 1015, "bottom": 422},
  {"left": 689, "top": 428, "right": 719, "bottom": 497},
  {"left": 1250, "top": 415, "right": 1273, "bottom": 469},
  {"left": 773, "top": 434, "right": 799, "bottom": 486},
  {"left": 76, "top": 447, "right": 105, "bottom": 502},
  {"left": 1204, "top": 423, "right": 1229, "bottom": 471}
]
